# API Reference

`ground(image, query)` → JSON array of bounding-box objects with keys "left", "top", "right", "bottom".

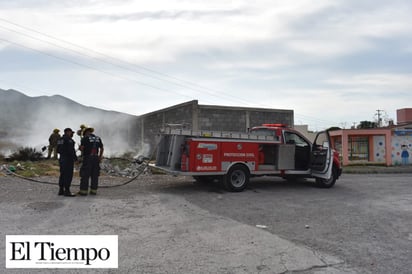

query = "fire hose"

[
  {"left": 1, "top": 137, "right": 163, "bottom": 189},
  {"left": 0, "top": 156, "right": 151, "bottom": 188}
]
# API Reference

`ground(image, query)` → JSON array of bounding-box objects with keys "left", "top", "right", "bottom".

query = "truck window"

[{"left": 284, "top": 132, "right": 309, "bottom": 147}]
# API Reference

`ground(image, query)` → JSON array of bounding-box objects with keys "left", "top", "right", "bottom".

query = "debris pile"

[
  {"left": 100, "top": 158, "right": 151, "bottom": 177},
  {"left": 0, "top": 164, "right": 22, "bottom": 174},
  {"left": 0, "top": 164, "right": 13, "bottom": 175}
]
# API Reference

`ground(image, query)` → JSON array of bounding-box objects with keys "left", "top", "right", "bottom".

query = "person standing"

[
  {"left": 47, "top": 128, "right": 61, "bottom": 159},
  {"left": 57, "top": 128, "right": 77, "bottom": 197},
  {"left": 78, "top": 127, "right": 104, "bottom": 196},
  {"left": 76, "top": 124, "right": 87, "bottom": 140}
]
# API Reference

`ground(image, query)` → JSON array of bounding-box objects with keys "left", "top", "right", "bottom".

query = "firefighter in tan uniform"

[
  {"left": 76, "top": 124, "right": 87, "bottom": 139},
  {"left": 47, "top": 128, "right": 61, "bottom": 159}
]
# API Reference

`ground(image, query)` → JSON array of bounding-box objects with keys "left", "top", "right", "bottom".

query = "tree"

[
  {"left": 327, "top": 126, "right": 342, "bottom": 131},
  {"left": 357, "top": 121, "right": 378, "bottom": 129}
]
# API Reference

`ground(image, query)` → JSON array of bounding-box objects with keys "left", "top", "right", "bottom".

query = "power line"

[
  {"left": 0, "top": 17, "right": 255, "bottom": 106},
  {"left": 0, "top": 37, "right": 197, "bottom": 101},
  {"left": 0, "top": 17, "right": 340, "bottom": 128}
]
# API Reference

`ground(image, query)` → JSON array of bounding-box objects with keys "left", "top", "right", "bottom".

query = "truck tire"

[
  {"left": 223, "top": 164, "right": 250, "bottom": 192},
  {"left": 315, "top": 166, "right": 338, "bottom": 188}
]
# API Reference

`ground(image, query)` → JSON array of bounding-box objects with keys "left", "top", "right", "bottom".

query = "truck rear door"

[{"left": 310, "top": 131, "right": 333, "bottom": 179}]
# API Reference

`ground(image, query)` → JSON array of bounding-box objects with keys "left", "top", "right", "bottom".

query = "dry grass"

[
  {"left": 1, "top": 159, "right": 61, "bottom": 177},
  {"left": 1, "top": 156, "right": 157, "bottom": 178}
]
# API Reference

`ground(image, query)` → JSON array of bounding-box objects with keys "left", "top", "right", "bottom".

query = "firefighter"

[
  {"left": 78, "top": 127, "right": 104, "bottom": 196},
  {"left": 75, "top": 124, "right": 87, "bottom": 156},
  {"left": 47, "top": 128, "right": 61, "bottom": 159},
  {"left": 76, "top": 124, "right": 87, "bottom": 138},
  {"left": 57, "top": 128, "right": 77, "bottom": 197}
]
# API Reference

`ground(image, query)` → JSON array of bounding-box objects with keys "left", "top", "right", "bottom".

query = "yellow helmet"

[
  {"left": 80, "top": 124, "right": 86, "bottom": 129},
  {"left": 83, "top": 127, "right": 94, "bottom": 134},
  {"left": 53, "top": 128, "right": 60, "bottom": 133}
]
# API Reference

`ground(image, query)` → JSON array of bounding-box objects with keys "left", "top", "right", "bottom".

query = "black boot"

[
  {"left": 58, "top": 188, "right": 64, "bottom": 196},
  {"left": 64, "top": 188, "right": 76, "bottom": 197}
]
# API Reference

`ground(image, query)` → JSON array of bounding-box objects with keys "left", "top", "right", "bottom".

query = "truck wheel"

[
  {"left": 315, "top": 166, "right": 338, "bottom": 188},
  {"left": 223, "top": 165, "right": 249, "bottom": 192}
]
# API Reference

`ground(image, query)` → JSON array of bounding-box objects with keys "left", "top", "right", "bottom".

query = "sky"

[{"left": 0, "top": 0, "right": 411, "bottom": 131}]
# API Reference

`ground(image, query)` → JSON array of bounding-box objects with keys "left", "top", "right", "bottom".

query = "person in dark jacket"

[
  {"left": 78, "top": 127, "right": 104, "bottom": 196},
  {"left": 57, "top": 128, "right": 78, "bottom": 197}
]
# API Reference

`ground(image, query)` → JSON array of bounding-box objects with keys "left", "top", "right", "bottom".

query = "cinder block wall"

[
  {"left": 198, "top": 107, "right": 246, "bottom": 131},
  {"left": 198, "top": 105, "right": 293, "bottom": 132},
  {"left": 137, "top": 100, "right": 293, "bottom": 156}
]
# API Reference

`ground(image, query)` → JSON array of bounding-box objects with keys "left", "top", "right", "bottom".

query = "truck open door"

[{"left": 310, "top": 130, "right": 333, "bottom": 183}]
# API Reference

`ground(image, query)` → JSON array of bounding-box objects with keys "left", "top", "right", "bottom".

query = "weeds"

[{"left": 8, "top": 147, "right": 44, "bottom": 161}]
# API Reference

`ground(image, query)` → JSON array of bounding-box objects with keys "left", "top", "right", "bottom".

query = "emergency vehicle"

[{"left": 154, "top": 124, "right": 342, "bottom": 192}]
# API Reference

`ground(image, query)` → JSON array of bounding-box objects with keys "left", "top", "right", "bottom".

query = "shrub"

[{"left": 8, "top": 147, "right": 44, "bottom": 161}]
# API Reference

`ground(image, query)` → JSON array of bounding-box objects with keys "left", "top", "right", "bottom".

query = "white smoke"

[{"left": 1, "top": 96, "right": 140, "bottom": 158}]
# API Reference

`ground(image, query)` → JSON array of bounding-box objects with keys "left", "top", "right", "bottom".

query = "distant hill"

[{"left": 0, "top": 88, "right": 139, "bottom": 156}]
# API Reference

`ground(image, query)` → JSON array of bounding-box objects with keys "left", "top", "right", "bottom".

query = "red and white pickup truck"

[{"left": 154, "top": 124, "right": 342, "bottom": 192}]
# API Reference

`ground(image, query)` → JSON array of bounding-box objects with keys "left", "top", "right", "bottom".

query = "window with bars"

[{"left": 348, "top": 136, "right": 369, "bottom": 161}]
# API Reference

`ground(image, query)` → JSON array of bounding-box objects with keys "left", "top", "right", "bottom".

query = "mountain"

[{"left": 0, "top": 88, "right": 139, "bottom": 156}]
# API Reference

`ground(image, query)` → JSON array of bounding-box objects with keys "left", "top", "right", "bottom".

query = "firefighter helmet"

[{"left": 83, "top": 127, "right": 94, "bottom": 134}]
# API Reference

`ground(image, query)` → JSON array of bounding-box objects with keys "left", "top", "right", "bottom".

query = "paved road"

[
  {"left": 174, "top": 174, "right": 412, "bottom": 274},
  {"left": 0, "top": 173, "right": 411, "bottom": 273}
]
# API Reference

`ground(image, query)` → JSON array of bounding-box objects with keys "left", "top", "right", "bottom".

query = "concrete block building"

[{"left": 136, "top": 100, "right": 294, "bottom": 154}]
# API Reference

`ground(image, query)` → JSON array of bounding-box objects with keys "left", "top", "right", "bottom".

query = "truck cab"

[{"left": 250, "top": 124, "right": 342, "bottom": 188}]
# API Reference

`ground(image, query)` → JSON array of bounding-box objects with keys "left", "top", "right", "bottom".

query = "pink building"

[{"left": 329, "top": 109, "right": 412, "bottom": 166}]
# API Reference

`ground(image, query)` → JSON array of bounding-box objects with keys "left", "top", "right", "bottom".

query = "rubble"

[
  {"left": 100, "top": 158, "right": 151, "bottom": 177},
  {"left": 0, "top": 164, "right": 15, "bottom": 174}
]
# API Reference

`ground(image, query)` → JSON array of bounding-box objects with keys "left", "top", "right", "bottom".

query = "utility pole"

[{"left": 375, "top": 109, "right": 384, "bottom": 127}]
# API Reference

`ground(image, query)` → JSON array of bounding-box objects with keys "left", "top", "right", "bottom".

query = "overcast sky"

[{"left": 0, "top": 0, "right": 411, "bottom": 130}]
